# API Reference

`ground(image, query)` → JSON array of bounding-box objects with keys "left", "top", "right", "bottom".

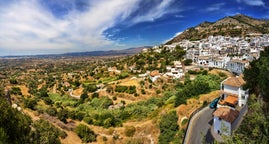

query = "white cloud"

[
  {"left": 236, "top": 0, "right": 265, "bottom": 6},
  {"left": 205, "top": 3, "right": 225, "bottom": 12},
  {"left": 130, "top": 0, "right": 178, "bottom": 24},
  {"left": 0, "top": 0, "right": 178, "bottom": 55}
]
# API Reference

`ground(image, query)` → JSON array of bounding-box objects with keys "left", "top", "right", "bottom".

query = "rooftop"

[
  {"left": 223, "top": 76, "right": 245, "bottom": 87},
  {"left": 218, "top": 95, "right": 238, "bottom": 106},
  {"left": 150, "top": 70, "right": 160, "bottom": 77},
  {"left": 213, "top": 107, "right": 239, "bottom": 123}
]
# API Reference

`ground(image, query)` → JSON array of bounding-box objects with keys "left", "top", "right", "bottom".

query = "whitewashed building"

[
  {"left": 226, "top": 59, "right": 249, "bottom": 75},
  {"left": 213, "top": 76, "right": 249, "bottom": 136},
  {"left": 213, "top": 107, "right": 240, "bottom": 135}
]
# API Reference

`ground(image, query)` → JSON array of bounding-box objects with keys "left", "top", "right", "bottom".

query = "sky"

[{"left": 0, "top": 0, "right": 268, "bottom": 56}]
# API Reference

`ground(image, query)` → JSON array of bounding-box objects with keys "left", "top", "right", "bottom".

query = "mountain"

[
  {"left": 0, "top": 46, "right": 151, "bottom": 58},
  {"left": 61, "top": 46, "right": 151, "bottom": 57},
  {"left": 167, "top": 14, "right": 269, "bottom": 44}
]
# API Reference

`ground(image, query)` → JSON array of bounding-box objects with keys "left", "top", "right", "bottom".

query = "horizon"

[{"left": 0, "top": 0, "right": 268, "bottom": 56}]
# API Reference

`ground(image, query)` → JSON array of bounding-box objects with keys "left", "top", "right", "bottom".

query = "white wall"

[
  {"left": 213, "top": 116, "right": 232, "bottom": 135},
  {"left": 238, "top": 88, "right": 249, "bottom": 106},
  {"left": 224, "top": 85, "right": 239, "bottom": 95},
  {"left": 213, "top": 116, "right": 221, "bottom": 134}
]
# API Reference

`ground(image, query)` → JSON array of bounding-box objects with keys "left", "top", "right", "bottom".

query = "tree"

[
  {"left": 158, "top": 111, "right": 179, "bottom": 144},
  {"left": 24, "top": 98, "right": 37, "bottom": 110},
  {"left": 80, "top": 92, "right": 88, "bottom": 102},
  {"left": 75, "top": 124, "right": 97, "bottom": 143},
  {"left": 184, "top": 59, "right": 193, "bottom": 66},
  {"left": 57, "top": 109, "right": 68, "bottom": 123},
  {"left": 0, "top": 98, "right": 32, "bottom": 143},
  {"left": 224, "top": 96, "right": 269, "bottom": 143},
  {"left": 30, "top": 119, "right": 64, "bottom": 144},
  {"left": 243, "top": 47, "right": 269, "bottom": 101}
]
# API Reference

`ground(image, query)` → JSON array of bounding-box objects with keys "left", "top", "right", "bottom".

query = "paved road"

[{"left": 184, "top": 106, "right": 215, "bottom": 144}]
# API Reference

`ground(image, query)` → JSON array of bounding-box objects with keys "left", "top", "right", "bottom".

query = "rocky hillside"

[{"left": 167, "top": 14, "right": 269, "bottom": 44}]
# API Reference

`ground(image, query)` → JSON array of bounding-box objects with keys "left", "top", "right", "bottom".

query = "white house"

[
  {"left": 198, "top": 56, "right": 210, "bottom": 65},
  {"left": 213, "top": 76, "right": 249, "bottom": 136},
  {"left": 209, "top": 56, "right": 231, "bottom": 69},
  {"left": 226, "top": 59, "right": 249, "bottom": 75},
  {"left": 213, "top": 107, "right": 240, "bottom": 135},
  {"left": 219, "top": 76, "right": 249, "bottom": 107},
  {"left": 149, "top": 70, "right": 160, "bottom": 82}
]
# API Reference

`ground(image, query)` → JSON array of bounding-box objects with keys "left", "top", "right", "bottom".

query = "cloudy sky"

[{"left": 0, "top": 0, "right": 268, "bottom": 56}]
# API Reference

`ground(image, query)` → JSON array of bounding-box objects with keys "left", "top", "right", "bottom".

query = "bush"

[
  {"left": 218, "top": 72, "right": 226, "bottom": 77},
  {"left": 84, "top": 85, "right": 97, "bottom": 92},
  {"left": 57, "top": 109, "right": 68, "bottom": 123},
  {"left": 43, "top": 97, "right": 53, "bottom": 105},
  {"left": 184, "top": 59, "right": 192, "bottom": 66},
  {"left": 30, "top": 119, "right": 63, "bottom": 144},
  {"left": 115, "top": 85, "right": 128, "bottom": 93},
  {"left": 91, "top": 92, "right": 99, "bottom": 99},
  {"left": 24, "top": 98, "right": 37, "bottom": 110},
  {"left": 106, "top": 86, "right": 113, "bottom": 93},
  {"left": 46, "top": 107, "right": 57, "bottom": 116},
  {"left": 75, "top": 124, "right": 97, "bottom": 143},
  {"left": 158, "top": 111, "right": 179, "bottom": 144},
  {"left": 10, "top": 87, "right": 22, "bottom": 95},
  {"left": 124, "top": 126, "right": 136, "bottom": 137}
]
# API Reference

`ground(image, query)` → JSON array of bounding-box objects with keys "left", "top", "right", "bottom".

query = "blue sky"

[{"left": 0, "top": 0, "right": 268, "bottom": 56}]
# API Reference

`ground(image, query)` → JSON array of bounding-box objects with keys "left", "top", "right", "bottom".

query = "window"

[{"left": 241, "top": 95, "right": 245, "bottom": 100}]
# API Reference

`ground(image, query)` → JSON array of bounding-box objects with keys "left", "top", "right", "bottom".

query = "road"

[{"left": 183, "top": 106, "right": 215, "bottom": 144}]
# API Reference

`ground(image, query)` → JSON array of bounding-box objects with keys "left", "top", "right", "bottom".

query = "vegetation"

[
  {"left": 243, "top": 47, "right": 269, "bottom": 101},
  {"left": 0, "top": 97, "right": 64, "bottom": 143},
  {"left": 224, "top": 96, "right": 269, "bottom": 143},
  {"left": 75, "top": 124, "right": 97, "bottom": 143},
  {"left": 124, "top": 126, "right": 136, "bottom": 137},
  {"left": 223, "top": 47, "right": 269, "bottom": 143},
  {"left": 175, "top": 74, "right": 224, "bottom": 106},
  {"left": 158, "top": 110, "right": 179, "bottom": 144},
  {"left": 0, "top": 45, "right": 229, "bottom": 143},
  {"left": 0, "top": 97, "right": 32, "bottom": 143}
]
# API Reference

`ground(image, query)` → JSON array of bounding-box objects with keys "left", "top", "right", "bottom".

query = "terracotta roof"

[
  {"left": 150, "top": 70, "right": 160, "bottom": 77},
  {"left": 218, "top": 95, "right": 238, "bottom": 106},
  {"left": 223, "top": 77, "right": 245, "bottom": 87},
  {"left": 213, "top": 107, "right": 239, "bottom": 123}
]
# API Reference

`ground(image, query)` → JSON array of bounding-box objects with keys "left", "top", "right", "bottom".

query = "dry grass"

[
  {"left": 73, "top": 88, "right": 84, "bottom": 96},
  {"left": 119, "top": 79, "right": 139, "bottom": 87},
  {"left": 209, "top": 69, "right": 234, "bottom": 77},
  {"left": 176, "top": 90, "right": 220, "bottom": 128}
]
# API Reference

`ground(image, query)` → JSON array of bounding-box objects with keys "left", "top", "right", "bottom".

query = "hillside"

[{"left": 167, "top": 14, "right": 269, "bottom": 44}]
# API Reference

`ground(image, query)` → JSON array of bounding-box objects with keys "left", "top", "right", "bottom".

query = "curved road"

[{"left": 183, "top": 106, "right": 215, "bottom": 144}]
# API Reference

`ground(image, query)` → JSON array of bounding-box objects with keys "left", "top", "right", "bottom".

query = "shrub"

[
  {"left": 84, "top": 85, "right": 97, "bottom": 92},
  {"left": 91, "top": 92, "right": 99, "bottom": 99},
  {"left": 158, "top": 111, "right": 179, "bottom": 144},
  {"left": 24, "top": 98, "right": 37, "bottom": 110},
  {"left": 124, "top": 126, "right": 136, "bottom": 137},
  {"left": 10, "top": 87, "right": 22, "bottom": 95},
  {"left": 218, "top": 72, "right": 226, "bottom": 77},
  {"left": 183, "top": 59, "right": 193, "bottom": 66},
  {"left": 57, "top": 109, "right": 68, "bottom": 123},
  {"left": 75, "top": 124, "right": 97, "bottom": 143},
  {"left": 46, "top": 107, "right": 57, "bottom": 116}
]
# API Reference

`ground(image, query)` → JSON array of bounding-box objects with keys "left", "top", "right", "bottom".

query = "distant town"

[{"left": 146, "top": 34, "right": 269, "bottom": 76}]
